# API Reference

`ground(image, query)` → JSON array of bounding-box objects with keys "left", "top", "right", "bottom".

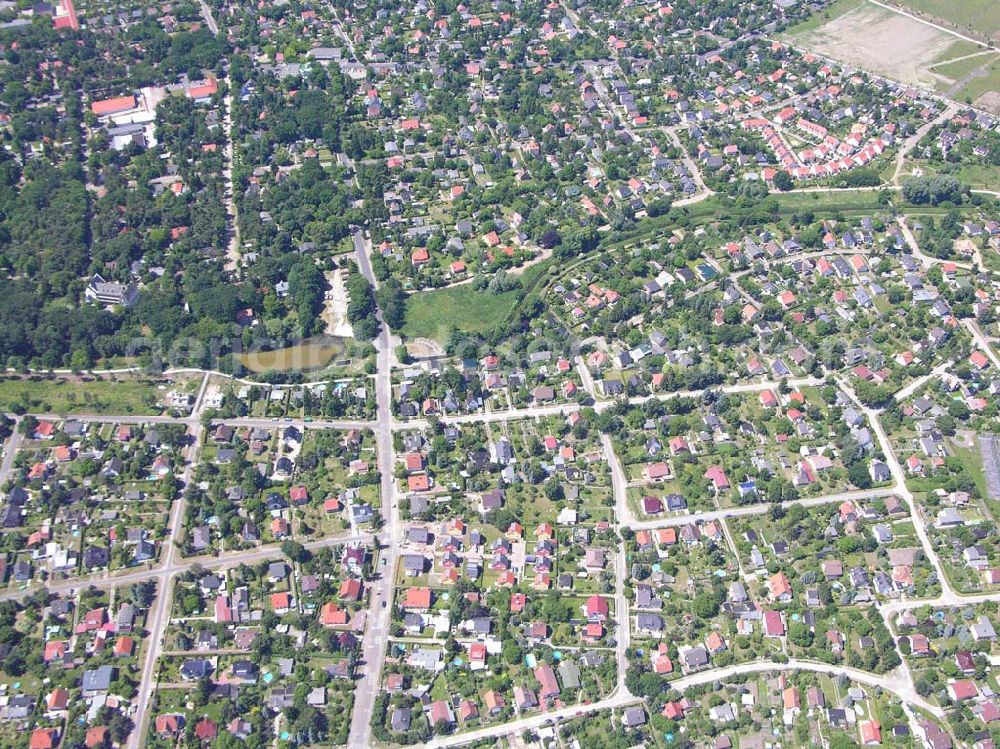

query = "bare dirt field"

[
  {"left": 405, "top": 338, "right": 446, "bottom": 360},
  {"left": 323, "top": 269, "right": 354, "bottom": 338},
  {"left": 975, "top": 91, "right": 1000, "bottom": 115},
  {"left": 785, "top": 2, "right": 960, "bottom": 90}
]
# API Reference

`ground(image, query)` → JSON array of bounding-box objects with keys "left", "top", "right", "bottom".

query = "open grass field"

[
  {"left": 608, "top": 190, "right": 962, "bottom": 256},
  {"left": 783, "top": 0, "right": 963, "bottom": 90},
  {"left": 890, "top": 0, "right": 1000, "bottom": 42},
  {"left": 954, "top": 57, "right": 1000, "bottom": 111},
  {"left": 401, "top": 260, "right": 550, "bottom": 342},
  {"left": 928, "top": 50, "right": 1000, "bottom": 110},
  {"left": 897, "top": 156, "right": 1000, "bottom": 192},
  {"left": 402, "top": 284, "right": 521, "bottom": 342},
  {"left": 930, "top": 40, "right": 984, "bottom": 64},
  {"left": 0, "top": 375, "right": 163, "bottom": 415},
  {"left": 930, "top": 51, "right": 998, "bottom": 84},
  {"left": 949, "top": 440, "right": 990, "bottom": 507},
  {"left": 238, "top": 336, "right": 346, "bottom": 373},
  {"left": 781, "top": 0, "right": 865, "bottom": 35}
]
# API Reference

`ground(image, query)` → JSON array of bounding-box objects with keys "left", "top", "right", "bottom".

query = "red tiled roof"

[
  {"left": 187, "top": 78, "right": 219, "bottom": 99},
  {"left": 91, "top": 95, "right": 136, "bottom": 116}
]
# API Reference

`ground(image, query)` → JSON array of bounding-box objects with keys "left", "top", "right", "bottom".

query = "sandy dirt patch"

[
  {"left": 406, "top": 338, "right": 446, "bottom": 359},
  {"left": 974, "top": 91, "right": 1000, "bottom": 115},
  {"left": 323, "top": 269, "right": 354, "bottom": 338},
  {"left": 789, "top": 3, "right": 958, "bottom": 89},
  {"left": 954, "top": 238, "right": 977, "bottom": 255}
]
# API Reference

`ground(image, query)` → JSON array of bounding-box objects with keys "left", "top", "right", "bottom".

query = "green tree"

[{"left": 772, "top": 170, "right": 793, "bottom": 191}]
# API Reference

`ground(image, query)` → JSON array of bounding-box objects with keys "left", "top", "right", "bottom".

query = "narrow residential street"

[
  {"left": 9, "top": 345, "right": 1000, "bottom": 749},
  {"left": 9, "top": 338, "right": 1000, "bottom": 749},
  {"left": 4, "top": 221, "right": 1000, "bottom": 749},
  {"left": 129, "top": 372, "right": 209, "bottom": 749},
  {"left": 839, "top": 377, "right": 952, "bottom": 595}
]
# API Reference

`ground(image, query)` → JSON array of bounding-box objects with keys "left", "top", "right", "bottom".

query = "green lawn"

[
  {"left": 892, "top": 0, "right": 1000, "bottom": 38},
  {"left": 774, "top": 189, "right": 979, "bottom": 218},
  {"left": 674, "top": 190, "right": 901, "bottom": 226},
  {"left": 771, "top": 190, "right": 889, "bottom": 212},
  {"left": 402, "top": 285, "right": 521, "bottom": 342},
  {"left": 901, "top": 157, "right": 1000, "bottom": 192},
  {"left": 930, "top": 39, "right": 985, "bottom": 64},
  {"left": 958, "top": 163, "right": 1000, "bottom": 191},
  {"left": 952, "top": 57, "right": 1000, "bottom": 105},
  {"left": 781, "top": 0, "right": 864, "bottom": 35},
  {"left": 0, "top": 376, "right": 163, "bottom": 415},
  {"left": 930, "top": 51, "right": 998, "bottom": 81},
  {"left": 948, "top": 439, "right": 992, "bottom": 510}
]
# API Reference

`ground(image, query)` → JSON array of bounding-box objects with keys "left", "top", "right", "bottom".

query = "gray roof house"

[{"left": 82, "top": 665, "right": 115, "bottom": 696}]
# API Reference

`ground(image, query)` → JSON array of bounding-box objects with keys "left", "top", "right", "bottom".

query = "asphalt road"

[
  {"left": 128, "top": 372, "right": 209, "bottom": 749},
  {"left": 346, "top": 229, "right": 400, "bottom": 749}
]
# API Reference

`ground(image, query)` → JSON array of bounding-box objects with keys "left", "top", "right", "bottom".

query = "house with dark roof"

[{"left": 180, "top": 659, "right": 214, "bottom": 681}]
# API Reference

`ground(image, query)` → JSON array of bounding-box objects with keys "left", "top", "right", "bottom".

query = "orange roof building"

[
  {"left": 402, "top": 587, "right": 432, "bottom": 611},
  {"left": 91, "top": 95, "right": 137, "bottom": 117},
  {"left": 187, "top": 78, "right": 219, "bottom": 100}
]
